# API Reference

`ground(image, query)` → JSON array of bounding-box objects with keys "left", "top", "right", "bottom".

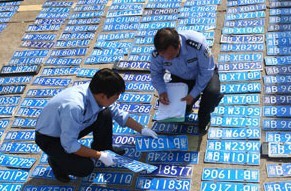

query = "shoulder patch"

[
  {"left": 152, "top": 50, "right": 159, "bottom": 58},
  {"left": 186, "top": 39, "right": 202, "bottom": 50}
]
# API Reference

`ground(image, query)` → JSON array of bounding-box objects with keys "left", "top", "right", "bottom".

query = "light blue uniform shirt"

[
  {"left": 150, "top": 30, "right": 215, "bottom": 99},
  {"left": 36, "top": 83, "right": 129, "bottom": 154}
]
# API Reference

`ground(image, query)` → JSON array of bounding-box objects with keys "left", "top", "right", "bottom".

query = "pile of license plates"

[{"left": 0, "top": 1, "right": 20, "bottom": 33}]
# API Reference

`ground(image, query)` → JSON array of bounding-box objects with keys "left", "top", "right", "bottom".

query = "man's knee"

[{"left": 70, "top": 158, "right": 94, "bottom": 177}]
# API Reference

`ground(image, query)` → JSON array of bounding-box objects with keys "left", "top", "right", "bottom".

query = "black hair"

[
  {"left": 154, "top": 27, "right": 180, "bottom": 52},
  {"left": 89, "top": 68, "right": 125, "bottom": 98}
]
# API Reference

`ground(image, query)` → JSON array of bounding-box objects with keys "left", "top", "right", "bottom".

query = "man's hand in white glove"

[
  {"left": 141, "top": 127, "right": 158, "bottom": 139},
  {"left": 99, "top": 151, "right": 116, "bottom": 166}
]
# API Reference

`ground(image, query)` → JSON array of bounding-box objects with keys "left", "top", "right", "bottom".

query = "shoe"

[
  {"left": 110, "top": 146, "right": 126, "bottom": 155},
  {"left": 48, "top": 158, "right": 70, "bottom": 183},
  {"left": 199, "top": 122, "right": 211, "bottom": 136}
]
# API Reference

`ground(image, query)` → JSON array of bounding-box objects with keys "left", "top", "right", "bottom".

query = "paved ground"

[{"left": 0, "top": 0, "right": 290, "bottom": 190}]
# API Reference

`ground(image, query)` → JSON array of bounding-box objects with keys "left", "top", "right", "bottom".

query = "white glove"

[
  {"left": 99, "top": 151, "right": 116, "bottom": 166},
  {"left": 141, "top": 127, "right": 158, "bottom": 139}
]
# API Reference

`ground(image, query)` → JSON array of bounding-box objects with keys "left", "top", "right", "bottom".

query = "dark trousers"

[
  {"left": 170, "top": 67, "right": 223, "bottom": 128},
  {"left": 35, "top": 108, "right": 113, "bottom": 177}
]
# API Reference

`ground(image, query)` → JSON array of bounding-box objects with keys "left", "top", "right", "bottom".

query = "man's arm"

[{"left": 74, "top": 145, "right": 101, "bottom": 158}]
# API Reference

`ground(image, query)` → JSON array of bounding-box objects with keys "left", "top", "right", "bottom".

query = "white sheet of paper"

[{"left": 156, "top": 82, "right": 188, "bottom": 121}]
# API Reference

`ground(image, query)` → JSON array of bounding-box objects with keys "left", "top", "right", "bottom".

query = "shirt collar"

[{"left": 87, "top": 86, "right": 104, "bottom": 112}]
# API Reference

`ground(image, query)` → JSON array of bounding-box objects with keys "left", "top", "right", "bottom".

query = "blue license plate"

[
  {"left": 135, "top": 37, "right": 153, "bottom": 44},
  {"left": 265, "top": 65, "right": 291, "bottom": 75},
  {"left": 114, "top": 61, "right": 150, "bottom": 71},
  {"left": 102, "top": 23, "right": 139, "bottom": 31},
  {"left": 264, "top": 95, "right": 291, "bottom": 105},
  {"left": 219, "top": 71, "right": 261, "bottom": 82},
  {"left": 205, "top": 150, "right": 260, "bottom": 165},
  {"left": 136, "top": 177, "right": 191, "bottom": 190},
  {"left": 225, "top": 11, "right": 265, "bottom": 20},
  {"left": 211, "top": 116, "right": 260, "bottom": 127},
  {"left": 208, "top": 127, "right": 261, "bottom": 139},
  {"left": 59, "top": 32, "right": 95, "bottom": 40},
  {"left": 202, "top": 168, "right": 260, "bottom": 182},
  {"left": 20, "top": 98, "right": 48, "bottom": 107},
  {"left": 26, "top": 88, "right": 63, "bottom": 97},
  {"left": 41, "top": 7, "right": 70, "bottom": 13},
  {"left": 207, "top": 140, "right": 260, "bottom": 152},
  {"left": 21, "top": 41, "right": 54, "bottom": 49},
  {"left": 201, "top": 181, "right": 259, "bottom": 191},
  {"left": 43, "top": 1, "right": 73, "bottom": 7},
  {"left": 266, "top": 132, "right": 291, "bottom": 142},
  {"left": 152, "top": 122, "right": 199, "bottom": 135},
  {"left": 263, "top": 118, "right": 291, "bottom": 131},
  {"left": 24, "top": 186, "right": 74, "bottom": 191},
  {"left": 270, "top": 1, "right": 291, "bottom": 8},
  {"left": 220, "top": 43, "right": 264, "bottom": 51},
  {"left": 16, "top": 107, "right": 42, "bottom": 118},
  {"left": 12, "top": 117, "right": 37, "bottom": 128},
  {"left": 269, "top": 142, "right": 291, "bottom": 157},
  {"left": 0, "top": 12, "right": 16, "bottom": 17},
  {"left": 26, "top": 24, "right": 61, "bottom": 32},
  {"left": 0, "top": 169, "right": 28, "bottom": 182},
  {"left": 139, "top": 21, "right": 176, "bottom": 30},
  {"left": 121, "top": 73, "right": 151, "bottom": 82},
  {"left": 0, "top": 85, "right": 26, "bottom": 95},
  {"left": 74, "top": 5, "right": 105, "bottom": 12},
  {"left": 0, "top": 119, "right": 9, "bottom": 129},
  {"left": 214, "top": 106, "right": 261, "bottom": 116},
  {"left": 264, "top": 75, "right": 291, "bottom": 84},
  {"left": 0, "top": 142, "right": 41, "bottom": 153},
  {"left": 0, "top": 106, "right": 16, "bottom": 116},
  {"left": 33, "top": 77, "right": 72, "bottom": 87},
  {"left": 91, "top": 49, "right": 125, "bottom": 56},
  {"left": 146, "top": 2, "right": 181, "bottom": 8},
  {"left": 113, "top": 135, "right": 135, "bottom": 146},
  {"left": 128, "top": 54, "right": 151, "bottom": 61},
  {"left": 45, "top": 57, "right": 82, "bottom": 66},
  {"left": 228, "top": 0, "right": 265, "bottom": 6},
  {"left": 95, "top": 41, "right": 132, "bottom": 49},
  {"left": 144, "top": 8, "right": 179, "bottom": 15},
  {"left": 76, "top": 68, "right": 99, "bottom": 78},
  {"left": 70, "top": 11, "right": 104, "bottom": 19},
  {"left": 0, "top": 96, "right": 21, "bottom": 106},
  {"left": 0, "top": 153, "right": 36, "bottom": 169},
  {"left": 179, "top": 18, "right": 216, "bottom": 25},
  {"left": 267, "top": 163, "right": 291, "bottom": 177},
  {"left": 136, "top": 135, "right": 188, "bottom": 152},
  {"left": 180, "top": 5, "right": 217, "bottom": 12},
  {"left": 50, "top": 48, "right": 87, "bottom": 57},
  {"left": 118, "top": 93, "right": 152, "bottom": 103},
  {"left": 141, "top": 164, "right": 193, "bottom": 177},
  {"left": 125, "top": 82, "right": 154, "bottom": 92},
  {"left": 0, "top": 65, "right": 40, "bottom": 75},
  {"left": 146, "top": 151, "right": 199, "bottom": 164},
  {"left": 223, "top": 26, "right": 264, "bottom": 34},
  {"left": 264, "top": 84, "right": 291, "bottom": 94},
  {"left": 0, "top": 6, "right": 18, "bottom": 12},
  {"left": 270, "top": 16, "right": 291, "bottom": 24},
  {"left": 221, "top": 82, "right": 261, "bottom": 93},
  {"left": 268, "top": 24, "right": 291, "bottom": 31},
  {"left": 220, "top": 34, "right": 264, "bottom": 43},
  {"left": 131, "top": 46, "right": 155, "bottom": 54},
  {"left": 8, "top": 57, "right": 44, "bottom": 65},
  {"left": 113, "top": 0, "right": 144, "bottom": 3},
  {"left": 113, "top": 123, "right": 137, "bottom": 135},
  {"left": 64, "top": 25, "right": 98, "bottom": 32},
  {"left": 218, "top": 53, "right": 263, "bottom": 62},
  {"left": 267, "top": 38, "right": 291, "bottom": 47},
  {"left": 77, "top": 0, "right": 108, "bottom": 4},
  {"left": 106, "top": 9, "right": 142, "bottom": 17},
  {"left": 219, "top": 94, "right": 260, "bottom": 105},
  {"left": 218, "top": 62, "right": 262, "bottom": 72},
  {"left": 22, "top": 33, "right": 56, "bottom": 41},
  {"left": 98, "top": 32, "right": 135, "bottom": 41},
  {"left": 264, "top": 106, "right": 291, "bottom": 117},
  {"left": 0, "top": 76, "right": 32, "bottom": 85},
  {"left": 68, "top": 18, "right": 101, "bottom": 25},
  {"left": 179, "top": 11, "right": 217, "bottom": 18},
  {"left": 270, "top": 8, "right": 291, "bottom": 16},
  {"left": 34, "top": 18, "right": 66, "bottom": 25},
  {"left": 265, "top": 56, "right": 291, "bottom": 65},
  {"left": 225, "top": 19, "right": 265, "bottom": 28},
  {"left": 227, "top": 4, "right": 266, "bottom": 14},
  {"left": 92, "top": 172, "right": 133, "bottom": 185},
  {"left": 117, "top": 103, "right": 152, "bottom": 113},
  {"left": 184, "top": 0, "right": 220, "bottom": 6},
  {"left": 266, "top": 31, "right": 291, "bottom": 39},
  {"left": 41, "top": 67, "right": 79, "bottom": 76},
  {"left": 110, "top": 4, "right": 143, "bottom": 10},
  {"left": 85, "top": 55, "right": 123, "bottom": 64},
  {"left": 268, "top": 46, "right": 291, "bottom": 56},
  {"left": 141, "top": 14, "right": 178, "bottom": 22},
  {"left": 12, "top": 49, "right": 49, "bottom": 57},
  {"left": 4, "top": 130, "right": 35, "bottom": 141},
  {"left": 55, "top": 39, "right": 90, "bottom": 48}
]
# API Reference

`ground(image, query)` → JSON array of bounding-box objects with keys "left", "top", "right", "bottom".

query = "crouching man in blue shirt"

[
  {"left": 150, "top": 28, "right": 223, "bottom": 135},
  {"left": 35, "top": 68, "right": 157, "bottom": 183}
]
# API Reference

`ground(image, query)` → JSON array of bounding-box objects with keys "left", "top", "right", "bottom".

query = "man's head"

[
  {"left": 89, "top": 68, "right": 125, "bottom": 106},
  {"left": 154, "top": 27, "right": 180, "bottom": 60}
]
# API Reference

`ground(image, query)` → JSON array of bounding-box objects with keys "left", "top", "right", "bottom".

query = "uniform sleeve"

[
  {"left": 109, "top": 102, "right": 129, "bottom": 127},
  {"left": 150, "top": 54, "right": 167, "bottom": 95},
  {"left": 189, "top": 39, "right": 215, "bottom": 98},
  {"left": 59, "top": 104, "right": 82, "bottom": 153}
]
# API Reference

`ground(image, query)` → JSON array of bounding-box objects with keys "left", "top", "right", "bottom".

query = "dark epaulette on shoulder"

[
  {"left": 152, "top": 50, "right": 159, "bottom": 58},
  {"left": 186, "top": 39, "right": 202, "bottom": 50}
]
